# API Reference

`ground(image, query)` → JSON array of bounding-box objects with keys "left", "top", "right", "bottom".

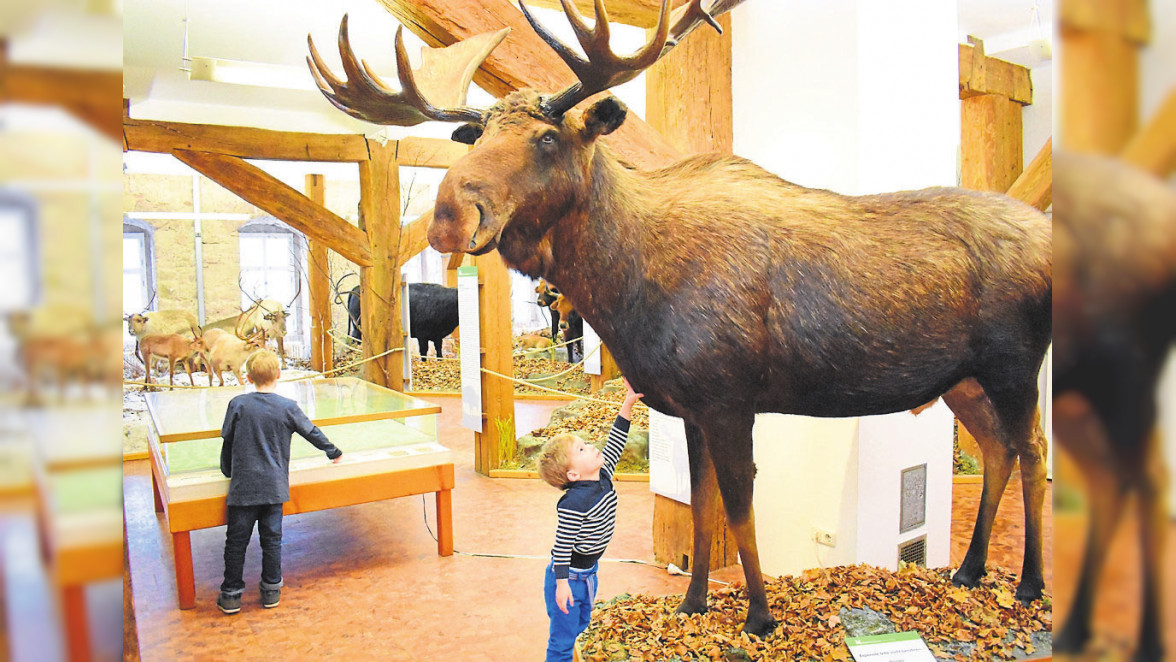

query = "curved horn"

[{"left": 332, "top": 272, "right": 358, "bottom": 304}]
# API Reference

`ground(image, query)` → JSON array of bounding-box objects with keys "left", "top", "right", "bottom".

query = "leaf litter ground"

[{"left": 579, "top": 563, "right": 1051, "bottom": 662}]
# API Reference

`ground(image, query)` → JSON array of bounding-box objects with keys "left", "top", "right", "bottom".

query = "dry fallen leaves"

[{"left": 579, "top": 564, "right": 1051, "bottom": 662}]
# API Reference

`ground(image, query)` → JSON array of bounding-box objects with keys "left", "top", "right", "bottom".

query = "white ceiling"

[
  {"left": 6, "top": 0, "right": 1052, "bottom": 175},
  {"left": 117, "top": 0, "right": 1052, "bottom": 135}
]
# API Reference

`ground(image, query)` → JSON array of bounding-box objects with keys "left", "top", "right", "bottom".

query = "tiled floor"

[{"left": 121, "top": 395, "right": 1057, "bottom": 661}]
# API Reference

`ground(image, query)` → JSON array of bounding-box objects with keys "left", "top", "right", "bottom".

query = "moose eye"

[{"left": 539, "top": 132, "right": 557, "bottom": 146}]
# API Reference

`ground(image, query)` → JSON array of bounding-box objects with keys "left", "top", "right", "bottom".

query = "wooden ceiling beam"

[
  {"left": 1121, "top": 90, "right": 1176, "bottom": 176},
  {"left": 1006, "top": 138, "right": 1052, "bottom": 212},
  {"left": 523, "top": 0, "right": 691, "bottom": 28},
  {"left": 171, "top": 149, "right": 373, "bottom": 266},
  {"left": 125, "top": 115, "right": 370, "bottom": 162},
  {"left": 396, "top": 136, "right": 469, "bottom": 168},
  {"left": 0, "top": 45, "right": 122, "bottom": 142},
  {"left": 377, "top": 0, "right": 680, "bottom": 169},
  {"left": 959, "top": 40, "right": 1033, "bottom": 106},
  {"left": 397, "top": 212, "right": 433, "bottom": 265}
]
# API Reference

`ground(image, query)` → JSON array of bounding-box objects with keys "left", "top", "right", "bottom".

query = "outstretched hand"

[{"left": 622, "top": 376, "right": 644, "bottom": 402}]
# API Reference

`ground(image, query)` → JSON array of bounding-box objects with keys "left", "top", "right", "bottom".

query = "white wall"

[
  {"left": 856, "top": 401, "right": 955, "bottom": 570},
  {"left": 732, "top": 0, "right": 959, "bottom": 578},
  {"left": 752, "top": 415, "right": 860, "bottom": 575}
]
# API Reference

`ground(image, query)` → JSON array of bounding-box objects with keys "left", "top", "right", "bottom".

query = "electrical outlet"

[{"left": 813, "top": 528, "right": 836, "bottom": 547}]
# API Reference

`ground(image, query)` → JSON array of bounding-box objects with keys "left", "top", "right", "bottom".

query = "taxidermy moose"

[{"left": 309, "top": 0, "right": 1051, "bottom": 637}]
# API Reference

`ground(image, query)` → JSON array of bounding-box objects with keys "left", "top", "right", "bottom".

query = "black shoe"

[
  {"left": 217, "top": 592, "right": 241, "bottom": 614},
  {"left": 261, "top": 587, "right": 281, "bottom": 608}
]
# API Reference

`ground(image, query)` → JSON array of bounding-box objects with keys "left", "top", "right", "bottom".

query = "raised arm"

[{"left": 602, "top": 377, "right": 643, "bottom": 477}]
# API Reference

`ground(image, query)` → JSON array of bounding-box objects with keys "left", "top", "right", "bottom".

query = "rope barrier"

[
  {"left": 326, "top": 327, "right": 362, "bottom": 353},
  {"left": 281, "top": 346, "right": 403, "bottom": 382}
]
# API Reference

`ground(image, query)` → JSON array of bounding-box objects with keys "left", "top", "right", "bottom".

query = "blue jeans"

[
  {"left": 544, "top": 562, "right": 598, "bottom": 662},
  {"left": 220, "top": 503, "right": 284, "bottom": 596}
]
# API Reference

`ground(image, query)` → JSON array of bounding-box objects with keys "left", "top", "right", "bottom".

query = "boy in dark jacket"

[
  {"left": 216, "top": 350, "right": 342, "bottom": 614},
  {"left": 536, "top": 378, "right": 642, "bottom": 661}
]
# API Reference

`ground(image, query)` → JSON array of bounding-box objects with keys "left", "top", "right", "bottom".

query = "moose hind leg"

[
  {"left": 703, "top": 415, "right": 777, "bottom": 638},
  {"left": 942, "top": 378, "right": 1017, "bottom": 589},
  {"left": 676, "top": 422, "right": 718, "bottom": 617}
]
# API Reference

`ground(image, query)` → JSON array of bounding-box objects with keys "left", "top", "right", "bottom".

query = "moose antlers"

[
  {"left": 308, "top": 0, "right": 744, "bottom": 125},
  {"left": 307, "top": 15, "right": 508, "bottom": 126}
]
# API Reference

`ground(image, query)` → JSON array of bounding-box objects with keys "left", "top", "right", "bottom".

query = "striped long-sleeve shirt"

[{"left": 550, "top": 415, "right": 630, "bottom": 579}]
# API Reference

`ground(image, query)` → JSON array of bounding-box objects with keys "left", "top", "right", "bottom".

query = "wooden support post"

[
  {"left": 472, "top": 251, "right": 516, "bottom": 475},
  {"left": 645, "top": 11, "right": 738, "bottom": 570},
  {"left": 358, "top": 140, "right": 404, "bottom": 390},
  {"left": 961, "top": 93, "right": 1024, "bottom": 193},
  {"left": 306, "top": 174, "right": 333, "bottom": 374},
  {"left": 1059, "top": 0, "right": 1149, "bottom": 154},
  {"left": 589, "top": 344, "right": 620, "bottom": 393}
]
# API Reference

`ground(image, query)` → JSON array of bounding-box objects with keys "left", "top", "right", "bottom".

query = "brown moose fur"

[
  {"left": 426, "top": 90, "right": 1053, "bottom": 637},
  {"left": 1052, "top": 153, "right": 1175, "bottom": 661}
]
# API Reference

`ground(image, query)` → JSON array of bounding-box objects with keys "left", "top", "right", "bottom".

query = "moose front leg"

[
  {"left": 704, "top": 415, "right": 777, "bottom": 638},
  {"left": 677, "top": 422, "right": 718, "bottom": 616}
]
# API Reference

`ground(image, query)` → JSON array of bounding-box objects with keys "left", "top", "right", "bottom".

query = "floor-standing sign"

[{"left": 457, "top": 265, "right": 482, "bottom": 432}]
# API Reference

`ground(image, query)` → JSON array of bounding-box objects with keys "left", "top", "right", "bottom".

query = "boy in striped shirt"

[{"left": 537, "top": 378, "right": 642, "bottom": 662}]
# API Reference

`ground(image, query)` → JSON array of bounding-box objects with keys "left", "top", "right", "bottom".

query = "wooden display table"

[{"left": 144, "top": 378, "right": 454, "bottom": 609}]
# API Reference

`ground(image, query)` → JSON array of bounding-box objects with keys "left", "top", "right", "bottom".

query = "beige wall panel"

[
  {"left": 147, "top": 219, "right": 197, "bottom": 310},
  {"left": 123, "top": 174, "right": 192, "bottom": 213},
  {"left": 0, "top": 133, "right": 88, "bottom": 180},
  {"left": 200, "top": 220, "right": 246, "bottom": 322}
]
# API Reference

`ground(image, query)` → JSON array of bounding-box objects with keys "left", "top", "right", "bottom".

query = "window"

[
  {"left": 0, "top": 194, "right": 39, "bottom": 312},
  {"left": 238, "top": 217, "right": 306, "bottom": 353},
  {"left": 123, "top": 219, "right": 154, "bottom": 320}
]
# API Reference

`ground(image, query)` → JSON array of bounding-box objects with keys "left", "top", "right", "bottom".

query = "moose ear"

[
  {"left": 581, "top": 97, "right": 627, "bottom": 140},
  {"left": 451, "top": 123, "right": 483, "bottom": 145}
]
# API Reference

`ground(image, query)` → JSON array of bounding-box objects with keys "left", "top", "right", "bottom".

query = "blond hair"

[
  {"left": 246, "top": 349, "right": 281, "bottom": 386},
  {"left": 537, "top": 434, "right": 579, "bottom": 489}
]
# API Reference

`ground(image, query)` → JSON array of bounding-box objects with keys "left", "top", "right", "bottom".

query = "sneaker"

[
  {"left": 260, "top": 587, "right": 281, "bottom": 608},
  {"left": 217, "top": 592, "right": 241, "bottom": 615}
]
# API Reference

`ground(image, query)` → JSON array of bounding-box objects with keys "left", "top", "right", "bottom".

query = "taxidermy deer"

[{"left": 309, "top": 0, "right": 1051, "bottom": 638}]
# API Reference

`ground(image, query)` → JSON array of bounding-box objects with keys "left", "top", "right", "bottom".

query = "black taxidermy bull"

[
  {"left": 340, "top": 282, "right": 458, "bottom": 361},
  {"left": 309, "top": 0, "right": 1052, "bottom": 637}
]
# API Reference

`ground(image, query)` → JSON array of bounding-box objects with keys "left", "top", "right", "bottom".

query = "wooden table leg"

[
  {"left": 172, "top": 531, "right": 196, "bottom": 609},
  {"left": 62, "top": 584, "right": 91, "bottom": 662},
  {"left": 435, "top": 488, "right": 453, "bottom": 557},
  {"left": 151, "top": 470, "right": 164, "bottom": 513}
]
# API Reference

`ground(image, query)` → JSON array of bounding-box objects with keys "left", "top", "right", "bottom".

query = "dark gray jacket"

[{"left": 220, "top": 391, "right": 342, "bottom": 506}]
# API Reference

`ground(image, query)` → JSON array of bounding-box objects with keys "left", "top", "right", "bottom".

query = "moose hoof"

[
  {"left": 674, "top": 598, "right": 708, "bottom": 617},
  {"left": 1014, "top": 579, "right": 1043, "bottom": 606},
  {"left": 950, "top": 565, "right": 986, "bottom": 589},
  {"left": 1130, "top": 645, "right": 1165, "bottom": 662},
  {"left": 741, "top": 613, "right": 779, "bottom": 639}
]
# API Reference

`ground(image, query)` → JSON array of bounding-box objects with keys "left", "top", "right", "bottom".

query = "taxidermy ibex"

[{"left": 309, "top": 0, "right": 1051, "bottom": 638}]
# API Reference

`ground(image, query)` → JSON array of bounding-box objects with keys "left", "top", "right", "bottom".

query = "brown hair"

[
  {"left": 537, "top": 434, "right": 578, "bottom": 489},
  {"left": 246, "top": 349, "right": 280, "bottom": 386}
]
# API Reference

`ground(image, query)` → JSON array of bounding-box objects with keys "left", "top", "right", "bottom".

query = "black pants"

[{"left": 221, "top": 503, "right": 284, "bottom": 595}]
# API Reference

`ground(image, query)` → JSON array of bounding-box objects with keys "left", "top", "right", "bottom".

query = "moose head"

[{"left": 308, "top": 0, "right": 744, "bottom": 271}]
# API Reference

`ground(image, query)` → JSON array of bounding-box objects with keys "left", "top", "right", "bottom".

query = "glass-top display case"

[
  {"left": 144, "top": 377, "right": 449, "bottom": 502},
  {"left": 143, "top": 377, "right": 456, "bottom": 610}
]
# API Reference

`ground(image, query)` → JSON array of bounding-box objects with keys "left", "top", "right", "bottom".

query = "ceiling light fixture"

[{"left": 186, "top": 56, "right": 317, "bottom": 91}]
